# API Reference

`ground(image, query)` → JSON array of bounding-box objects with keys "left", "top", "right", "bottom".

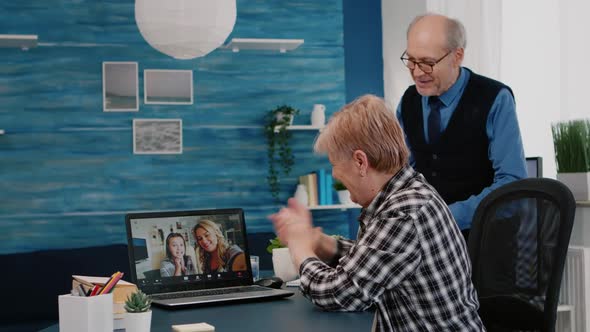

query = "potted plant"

[
  {"left": 266, "top": 234, "right": 345, "bottom": 281},
  {"left": 265, "top": 236, "right": 297, "bottom": 281},
  {"left": 264, "top": 105, "right": 300, "bottom": 201},
  {"left": 124, "top": 289, "right": 152, "bottom": 332},
  {"left": 266, "top": 236, "right": 286, "bottom": 254},
  {"left": 552, "top": 119, "right": 590, "bottom": 200},
  {"left": 333, "top": 180, "right": 353, "bottom": 205}
]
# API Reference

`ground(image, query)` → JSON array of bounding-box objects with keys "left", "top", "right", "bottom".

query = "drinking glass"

[{"left": 250, "top": 255, "right": 260, "bottom": 281}]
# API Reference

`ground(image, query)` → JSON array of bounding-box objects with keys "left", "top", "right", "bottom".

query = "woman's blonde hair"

[
  {"left": 193, "top": 219, "right": 230, "bottom": 272},
  {"left": 314, "top": 94, "right": 409, "bottom": 173}
]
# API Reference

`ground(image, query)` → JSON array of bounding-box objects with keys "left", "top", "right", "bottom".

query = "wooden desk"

[{"left": 39, "top": 290, "right": 373, "bottom": 331}]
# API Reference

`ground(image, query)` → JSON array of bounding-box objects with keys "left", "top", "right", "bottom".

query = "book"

[
  {"left": 317, "top": 169, "right": 326, "bottom": 205},
  {"left": 299, "top": 173, "right": 318, "bottom": 207},
  {"left": 325, "top": 173, "right": 334, "bottom": 205},
  {"left": 308, "top": 173, "right": 318, "bottom": 206}
]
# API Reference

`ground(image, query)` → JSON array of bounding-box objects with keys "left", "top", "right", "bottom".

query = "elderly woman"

[
  {"left": 192, "top": 219, "right": 246, "bottom": 274},
  {"left": 269, "top": 94, "right": 484, "bottom": 331}
]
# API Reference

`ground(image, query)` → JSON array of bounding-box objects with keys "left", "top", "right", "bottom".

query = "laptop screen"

[{"left": 125, "top": 208, "right": 254, "bottom": 294}]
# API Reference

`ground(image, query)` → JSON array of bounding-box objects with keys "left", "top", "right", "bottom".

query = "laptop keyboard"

[{"left": 152, "top": 286, "right": 270, "bottom": 300}]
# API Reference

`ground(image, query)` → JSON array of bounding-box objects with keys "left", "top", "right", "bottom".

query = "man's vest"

[{"left": 400, "top": 69, "right": 513, "bottom": 205}]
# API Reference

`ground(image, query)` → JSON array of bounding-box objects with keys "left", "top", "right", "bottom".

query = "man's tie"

[{"left": 428, "top": 96, "right": 443, "bottom": 144}]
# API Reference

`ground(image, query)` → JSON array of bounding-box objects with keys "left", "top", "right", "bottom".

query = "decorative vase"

[
  {"left": 337, "top": 190, "right": 353, "bottom": 205},
  {"left": 272, "top": 247, "right": 298, "bottom": 281},
  {"left": 557, "top": 172, "right": 590, "bottom": 201},
  {"left": 294, "top": 184, "right": 309, "bottom": 206},
  {"left": 311, "top": 104, "right": 326, "bottom": 127},
  {"left": 125, "top": 310, "right": 152, "bottom": 332}
]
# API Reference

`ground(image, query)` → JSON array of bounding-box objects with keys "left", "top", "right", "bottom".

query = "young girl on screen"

[{"left": 160, "top": 232, "right": 196, "bottom": 277}]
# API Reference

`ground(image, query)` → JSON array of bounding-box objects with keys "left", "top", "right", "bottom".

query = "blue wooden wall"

[{"left": 0, "top": 0, "right": 371, "bottom": 254}]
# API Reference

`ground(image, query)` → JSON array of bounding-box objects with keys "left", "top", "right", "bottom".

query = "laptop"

[{"left": 125, "top": 208, "right": 293, "bottom": 307}]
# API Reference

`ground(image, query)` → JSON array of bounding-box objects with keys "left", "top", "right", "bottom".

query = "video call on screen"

[{"left": 130, "top": 212, "right": 249, "bottom": 286}]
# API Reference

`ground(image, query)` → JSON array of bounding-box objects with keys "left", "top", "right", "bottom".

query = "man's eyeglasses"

[{"left": 400, "top": 50, "right": 452, "bottom": 74}]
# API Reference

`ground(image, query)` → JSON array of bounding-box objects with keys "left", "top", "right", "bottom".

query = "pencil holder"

[{"left": 58, "top": 293, "right": 113, "bottom": 332}]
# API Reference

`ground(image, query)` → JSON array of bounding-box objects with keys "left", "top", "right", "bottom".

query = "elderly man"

[
  {"left": 270, "top": 95, "right": 484, "bottom": 331},
  {"left": 397, "top": 14, "right": 527, "bottom": 240}
]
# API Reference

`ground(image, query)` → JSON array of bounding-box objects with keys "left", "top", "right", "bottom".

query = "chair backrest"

[{"left": 468, "top": 178, "right": 576, "bottom": 332}]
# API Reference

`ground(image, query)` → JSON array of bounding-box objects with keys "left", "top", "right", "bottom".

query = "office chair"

[{"left": 468, "top": 178, "right": 576, "bottom": 332}]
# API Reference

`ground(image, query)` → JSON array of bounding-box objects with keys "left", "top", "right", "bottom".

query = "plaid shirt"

[{"left": 299, "top": 165, "right": 484, "bottom": 331}]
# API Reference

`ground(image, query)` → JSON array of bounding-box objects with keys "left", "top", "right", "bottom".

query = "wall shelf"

[
  {"left": 0, "top": 34, "right": 38, "bottom": 50},
  {"left": 308, "top": 204, "right": 361, "bottom": 211},
  {"left": 274, "top": 125, "right": 324, "bottom": 133},
  {"left": 223, "top": 38, "right": 304, "bottom": 53},
  {"left": 287, "top": 125, "right": 323, "bottom": 131}
]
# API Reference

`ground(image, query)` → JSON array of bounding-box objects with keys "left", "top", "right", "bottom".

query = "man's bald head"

[{"left": 407, "top": 14, "right": 466, "bottom": 51}]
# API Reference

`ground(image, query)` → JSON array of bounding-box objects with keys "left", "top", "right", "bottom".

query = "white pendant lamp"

[{"left": 135, "top": 0, "right": 237, "bottom": 60}]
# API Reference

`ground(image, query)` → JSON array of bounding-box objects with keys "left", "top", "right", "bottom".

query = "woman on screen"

[
  {"left": 160, "top": 232, "right": 196, "bottom": 277},
  {"left": 192, "top": 219, "right": 246, "bottom": 273}
]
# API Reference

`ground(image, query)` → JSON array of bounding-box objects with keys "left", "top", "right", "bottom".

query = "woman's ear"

[{"left": 352, "top": 150, "right": 368, "bottom": 177}]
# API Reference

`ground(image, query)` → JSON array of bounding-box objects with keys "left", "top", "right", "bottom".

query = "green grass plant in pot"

[
  {"left": 552, "top": 119, "right": 590, "bottom": 200},
  {"left": 264, "top": 105, "right": 300, "bottom": 201}
]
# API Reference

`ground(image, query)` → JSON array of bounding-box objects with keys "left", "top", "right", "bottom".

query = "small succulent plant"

[
  {"left": 266, "top": 236, "right": 286, "bottom": 254},
  {"left": 124, "top": 290, "right": 152, "bottom": 313}
]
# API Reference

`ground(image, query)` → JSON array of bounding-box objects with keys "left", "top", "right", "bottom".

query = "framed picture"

[
  {"left": 133, "top": 119, "right": 183, "bottom": 154},
  {"left": 144, "top": 69, "right": 193, "bottom": 105},
  {"left": 103, "top": 62, "right": 139, "bottom": 112}
]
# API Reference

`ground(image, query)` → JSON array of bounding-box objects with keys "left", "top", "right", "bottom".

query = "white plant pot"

[
  {"left": 125, "top": 310, "right": 152, "bottom": 332},
  {"left": 272, "top": 247, "right": 298, "bottom": 281},
  {"left": 557, "top": 172, "right": 590, "bottom": 201},
  {"left": 276, "top": 112, "right": 294, "bottom": 125},
  {"left": 337, "top": 190, "right": 353, "bottom": 205}
]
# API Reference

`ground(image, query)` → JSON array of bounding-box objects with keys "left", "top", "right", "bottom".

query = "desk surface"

[{"left": 40, "top": 290, "right": 373, "bottom": 332}]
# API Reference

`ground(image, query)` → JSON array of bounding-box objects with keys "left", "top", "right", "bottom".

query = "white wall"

[
  {"left": 560, "top": 0, "right": 590, "bottom": 121},
  {"left": 381, "top": 0, "right": 579, "bottom": 179},
  {"left": 381, "top": 0, "right": 425, "bottom": 108},
  {"left": 500, "top": 0, "right": 561, "bottom": 179}
]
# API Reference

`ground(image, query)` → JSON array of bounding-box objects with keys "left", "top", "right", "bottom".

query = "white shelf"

[
  {"left": 0, "top": 34, "right": 38, "bottom": 50},
  {"left": 223, "top": 38, "right": 304, "bottom": 53},
  {"left": 287, "top": 125, "right": 324, "bottom": 131},
  {"left": 308, "top": 204, "right": 361, "bottom": 211},
  {"left": 274, "top": 125, "right": 324, "bottom": 133}
]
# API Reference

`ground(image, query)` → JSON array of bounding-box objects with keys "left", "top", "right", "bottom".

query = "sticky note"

[{"left": 171, "top": 322, "right": 215, "bottom": 332}]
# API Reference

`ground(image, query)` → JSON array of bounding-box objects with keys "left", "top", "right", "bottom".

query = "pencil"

[{"left": 99, "top": 271, "right": 123, "bottom": 295}]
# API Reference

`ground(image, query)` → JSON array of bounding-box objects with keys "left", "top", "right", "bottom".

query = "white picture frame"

[
  {"left": 144, "top": 69, "right": 193, "bottom": 105},
  {"left": 133, "top": 119, "right": 183, "bottom": 154},
  {"left": 102, "top": 62, "right": 139, "bottom": 112}
]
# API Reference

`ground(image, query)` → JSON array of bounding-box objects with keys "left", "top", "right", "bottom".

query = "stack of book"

[{"left": 298, "top": 169, "right": 334, "bottom": 207}]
